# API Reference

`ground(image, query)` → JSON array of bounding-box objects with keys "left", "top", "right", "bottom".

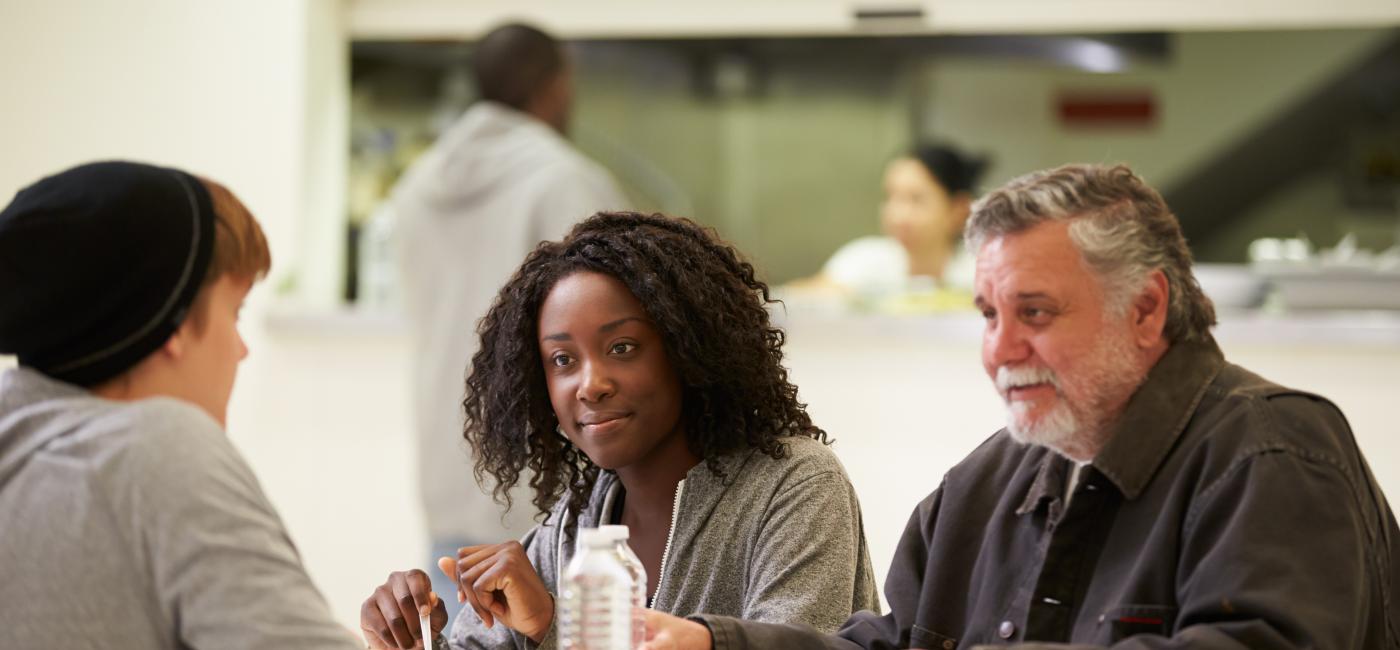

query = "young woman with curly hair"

[{"left": 360, "top": 212, "right": 879, "bottom": 650}]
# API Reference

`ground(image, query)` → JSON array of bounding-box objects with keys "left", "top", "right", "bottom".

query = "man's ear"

[
  {"left": 1131, "top": 270, "right": 1170, "bottom": 349},
  {"left": 158, "top": 321, "right": 192, "bottom": 361}
]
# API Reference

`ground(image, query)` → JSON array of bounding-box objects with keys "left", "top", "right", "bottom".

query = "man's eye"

[
  {"left": 1022, "top": 308, "right": 1053, "bottom": 324},
  {"left": 610, "top": 342, "right": 636, "bottom": 355},
  {"left": 980, "top": 309, "right": 996, "bottom": 321}
]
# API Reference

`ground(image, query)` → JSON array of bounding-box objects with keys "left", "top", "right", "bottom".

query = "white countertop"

[
  {"left": 264, "top": 299, "right": 1400, "bottom": 348},
  {"left": 771, "top": 306, "right": 1400, "bottom": 349}
]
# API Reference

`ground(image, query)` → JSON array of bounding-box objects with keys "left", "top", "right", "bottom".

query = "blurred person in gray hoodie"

[
  {"left": 0, "top": 161, "right": 363, "bottom": 649},
  {"left": 386, "top": 22, "right": 628, "bottom": 629}
]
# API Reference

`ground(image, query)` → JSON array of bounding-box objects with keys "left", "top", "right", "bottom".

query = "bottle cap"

[
  {"left": 597, "top": 525, "right": 631, "bottom": 541},
  {"left": 578, "top": 527, "right": 617, "bottom": 548}
]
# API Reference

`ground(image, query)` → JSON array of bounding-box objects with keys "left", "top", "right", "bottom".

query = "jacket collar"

[
  {"left": 1015, "top": 448, "right": 1069, "bottom": 516},
  {"left": 1016, "top": 338, "right": 1225, "bottom": 514},
  {"left": 1095, "top": 338, "right": 1224, "bottom": 499}
]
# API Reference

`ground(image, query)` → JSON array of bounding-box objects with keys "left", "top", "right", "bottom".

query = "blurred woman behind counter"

[{"left": 813, "top": 143, "right": 989, "bottom": 296}]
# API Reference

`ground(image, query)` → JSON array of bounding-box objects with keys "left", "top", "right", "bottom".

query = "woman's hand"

[
  {"left": 360, "top": 569, "right": 446, "bottom": 649},
  {"left": 439, "top": 541, "right": 555, "bottom": 643}
]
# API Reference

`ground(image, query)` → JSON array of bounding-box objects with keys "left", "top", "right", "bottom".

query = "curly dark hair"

[{"left": 463, "top": 211, "right": 827, "bottom": 519}]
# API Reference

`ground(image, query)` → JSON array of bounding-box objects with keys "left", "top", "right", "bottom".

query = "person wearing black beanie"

[
  {"left": 0, "top": 161, "right": 216, "bottom": 386},
  {"left": 0, "top": 161, "right": 362, "bottom": 649}
]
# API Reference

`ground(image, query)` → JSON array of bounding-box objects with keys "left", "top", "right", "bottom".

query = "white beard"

[{"left": 996, "top": 326, "right": 1146, "bottom": 461}]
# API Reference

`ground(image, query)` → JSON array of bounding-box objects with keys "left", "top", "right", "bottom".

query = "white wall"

[
  {"left": 0, "top": 1, "right": 301, "bottom": 260},
  {"left": 231, "top": 318, "right": 423, "bottom": 628},
  {"left": 0, "top": 0, "right": 407, "bottom": 631}
]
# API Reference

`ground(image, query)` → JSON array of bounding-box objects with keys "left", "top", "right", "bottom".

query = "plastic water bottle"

[
  {"left": 598, "top": 525, "right": 647, "bottom": 648},
  {"left": 558, "top": 528, "right": 634, "bottom": 649}
]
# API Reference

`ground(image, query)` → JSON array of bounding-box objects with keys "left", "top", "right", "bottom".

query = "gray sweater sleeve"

[
  {"left": 741, "top": 468, "right": 882, "bottom": 632},
  {"left": 107, "top": 400, "right": 360, "bottom": 649}
]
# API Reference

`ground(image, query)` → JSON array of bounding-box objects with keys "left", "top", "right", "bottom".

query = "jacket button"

[
  {"left": 942, "top": 641, "right": 955, "bottom": 650},
  {"left": 998, "top": 620, "right": 1015, "bottom": 639}
]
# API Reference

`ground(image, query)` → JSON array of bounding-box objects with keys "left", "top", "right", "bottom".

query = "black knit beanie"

[{"left": 0, "top": 161, "right": 215, "bottom": 386}]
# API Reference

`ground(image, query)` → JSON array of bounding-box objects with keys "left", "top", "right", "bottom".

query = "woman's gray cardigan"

[{"left": 447, "top": 435, "right": 880, "bottom": 649}]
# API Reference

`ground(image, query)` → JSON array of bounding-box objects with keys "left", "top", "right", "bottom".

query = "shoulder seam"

[{"left": 1183, "top": 432, "right": 1354, "bottom": 537}]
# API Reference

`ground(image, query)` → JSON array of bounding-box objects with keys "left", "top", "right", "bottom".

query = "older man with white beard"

[{"left": 641, "top": 163, "right": 1400, "bottom": 649}]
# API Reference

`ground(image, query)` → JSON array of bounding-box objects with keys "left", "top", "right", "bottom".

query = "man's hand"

[
  {"left": 440, "top": 541, "right": 555, "bottom": 643},
  {"left": 641, "top": 609, "right": 713, "bottom": 650}
]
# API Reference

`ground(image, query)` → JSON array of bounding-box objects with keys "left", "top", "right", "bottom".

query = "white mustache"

[{"left": 995, "top": 365, "right": 1060, "bottom": 397}]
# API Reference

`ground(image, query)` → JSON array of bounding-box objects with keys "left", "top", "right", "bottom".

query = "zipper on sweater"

[{"left": 649, "top": 478, "right": 685, "bottom": 609}]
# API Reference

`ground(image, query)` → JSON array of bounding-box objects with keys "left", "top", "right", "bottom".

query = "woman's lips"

[{"left": 579, "top": 413, "right": 631, "bottom": 435}]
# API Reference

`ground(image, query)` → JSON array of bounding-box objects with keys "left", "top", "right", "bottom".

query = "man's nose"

[{"left": 986, "top": 317, "right": 1031, "bottom": 369}]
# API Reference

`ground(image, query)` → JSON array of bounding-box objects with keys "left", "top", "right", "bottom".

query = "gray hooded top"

[
  {"left": 0, "top": 367, "right": 359, "bottom": 649},
  {"left": 447, "top": 435, "right": 881, "bottom": 649}
]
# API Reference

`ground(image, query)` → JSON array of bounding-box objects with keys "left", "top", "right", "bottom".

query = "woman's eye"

[
  {"left": 551, "top": 354, "right": 573, "bottom": 367},
  {"left": 609, "top": 342, "right": 636, "bottom": 355}
]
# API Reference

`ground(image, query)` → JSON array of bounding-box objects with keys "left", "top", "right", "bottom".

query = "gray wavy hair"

[{"left": 964, "top": 163, "right": 1215, "bottom": 343}]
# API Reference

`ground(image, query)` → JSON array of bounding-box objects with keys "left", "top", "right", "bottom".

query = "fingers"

[
  {"left": 643, "top": 607, "right": 660, "bottom": 641},
  {"left": 416, "top": 593, "right": 437, "bottom": 649},
  {"left": 454, "top": 553, "right": 495, "bottom": 628},
  {"left": 458, "top": 546, "right": 517, "bottom": 613},
  {"left": 454, "top": 543, "right": 518, "bottom": 628},
  {"left": 359, "top": 599, "right": 394, "bottom": 649},
  {"left": 390, "top": 570, "right": 433, "bottom": 645},
  {"left": 462, "top": 544, "right": 555, "bottom": 642},
  {"left": 640, "top": 629, "right": 679, "bottom": 650},
  {"left": 399, "top": 568, "right": 435, "bottom": 623},
  {"left": 361, "top": 568, "right": 446, "bottom": 649},
  {"left": 428, "top": 591, "right": 449, "bottom": 637},
  {"left": 359, "top": 597, "right": 387, "bottom": 648},
  {"left": 407, "top": 568, "right": 435, "bottom": 613},
  {"left": 368, "top": 577, "right": 416, "bottom": 648},
  {"left": 360, "top": 621, "right": 392, "bottom": 650},
  {"left": 465, "top": 560, "right": 510, "bottom": 617},
  {"left": 640, "top": 610, "right": 712, "bottom": 650},
  {"left": 437, "top": 556, "right": 463, "bottom": 604}
]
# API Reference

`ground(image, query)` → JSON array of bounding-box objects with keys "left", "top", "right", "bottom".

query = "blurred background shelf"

[{"left": 348, "top": 0, "right": 1400, "bottom": 40}]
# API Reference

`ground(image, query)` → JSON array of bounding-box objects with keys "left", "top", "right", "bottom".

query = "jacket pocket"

[
  {"left": 1098, "top": 604, "right": 1177, "bottom": 641},
  {"left": 911, "top": 624, "right": 959, "bottom": 650}
]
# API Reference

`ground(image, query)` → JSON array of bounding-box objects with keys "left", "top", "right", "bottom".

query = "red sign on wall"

[{"left": 1056, "top": 90, "right": 1157, "bottom": 128}]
